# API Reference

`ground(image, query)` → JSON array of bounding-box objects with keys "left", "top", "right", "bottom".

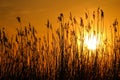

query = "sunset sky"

[{"left": 0, "top": 0, "right": 120, "bottom": 37}]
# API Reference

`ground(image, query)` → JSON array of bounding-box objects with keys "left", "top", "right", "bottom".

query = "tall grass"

[{"left": 0, "top": 8, "right": 120, "bottom": 80}]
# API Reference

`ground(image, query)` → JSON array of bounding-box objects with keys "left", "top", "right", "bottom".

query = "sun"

[{"left": 84, "top": 34, "right": 99, "bottom": 50}]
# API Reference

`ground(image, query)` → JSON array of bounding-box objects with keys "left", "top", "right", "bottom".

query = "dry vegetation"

[{"left": 0, "top": 8, "right": 120, "bottom": 80}]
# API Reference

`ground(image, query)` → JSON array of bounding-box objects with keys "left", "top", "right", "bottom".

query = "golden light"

[{"left": 84, "top": 34, "right": 99, "bottom": 50}]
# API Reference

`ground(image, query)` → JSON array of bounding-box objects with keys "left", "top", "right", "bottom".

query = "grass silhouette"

[{"left": 0, "top": 8, "right": 120, "bottom": 80}]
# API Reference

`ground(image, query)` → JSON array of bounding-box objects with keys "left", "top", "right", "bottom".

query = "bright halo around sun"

[{"left": 84, "top": 34, "right": 99, "bottom": 50}]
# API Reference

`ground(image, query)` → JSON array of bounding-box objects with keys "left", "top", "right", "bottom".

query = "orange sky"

[{"left": 0, "top": 0, "right": 120, "bottom": 37}]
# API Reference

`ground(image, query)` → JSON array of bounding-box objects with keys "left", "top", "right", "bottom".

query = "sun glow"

[{"left": 84, "top": 34, "right": 99, "bottom": 50}]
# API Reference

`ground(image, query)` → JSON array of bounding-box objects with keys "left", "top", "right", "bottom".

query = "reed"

[{"left": 0, "top": 8, "right": 119, "bottom": 80}]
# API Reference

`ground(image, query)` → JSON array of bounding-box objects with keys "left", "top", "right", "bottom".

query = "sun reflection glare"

[{"left": 84, "top": 34, "right": 99, "bottom": 50}]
